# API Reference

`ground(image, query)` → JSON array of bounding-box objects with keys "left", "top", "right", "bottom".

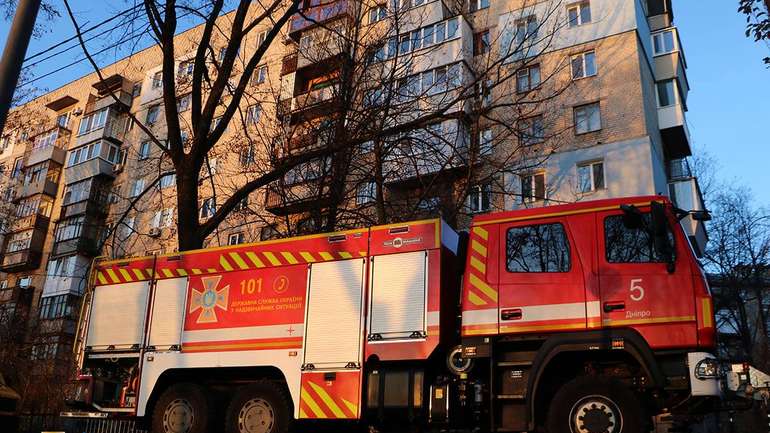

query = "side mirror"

[{"left": 651, "top": 201, "right": 676, "bottom": 273}]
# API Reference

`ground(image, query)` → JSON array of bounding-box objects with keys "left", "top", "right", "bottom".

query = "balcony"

[
  {"left": 51, "top": 215, "right": 103, "bottom": 258},
  {"left": 8, "top": 212, "right": 50, "bottom": 234},
  {"left": 658, "top": 102, "right": 692, "bottom": 159},
  {"left": 0, "top": 224, "right": 47, "bottom": 272},
  {"left": 64, "top": 157, "right": 116, "bottom": 185},
  {"left": 26, "top": 126, "right": 69, "bottom": 166},
  {"left": 667, "top": 159, "right": 708, "bottom": 257},
  {"left": 15, "top": 177, "right": 58, "bottom": 200},
  {"left": 288, "top": 0, "right": 350, "bottom": 38},
  {"left": 51, "top": 235, "right": 100, "bottom": 259},
  {"left": 646, "top": 0, "right": 674, "bottom": 31},
  {"left": 289, "top": 84, "right": 341, "bottom": 123},
  {"left": 264, "top": 181, "right": 329, "bottom": 215},
  {"left": 281, "top": 54, "right": 298, "bottom": 76},
  {"left": 73, "top": 109, "right": 127, "bottom": 148}
]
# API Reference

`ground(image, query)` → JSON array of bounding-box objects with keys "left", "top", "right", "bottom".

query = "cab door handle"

[
  {"left": 603, "top": 302, "right": 625, "bottom": 313},
  {"left": 501, "top": 309, "right": 522, "bottom": 321}
]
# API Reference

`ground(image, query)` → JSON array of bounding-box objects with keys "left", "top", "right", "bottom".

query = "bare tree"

[{"left": 739, "top": 0, "right": 770, "bottom": 66}]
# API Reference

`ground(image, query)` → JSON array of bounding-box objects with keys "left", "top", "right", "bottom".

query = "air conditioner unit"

[
  {"left": 113, "top": 163, "right": 124, "bottom": 174},
  {"left": 149, "top": 227, "right": 161, "bottom": 237}
]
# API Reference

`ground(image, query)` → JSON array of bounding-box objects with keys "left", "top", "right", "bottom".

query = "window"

[
  {"left": 132, "top": 82, "right": 142, "bottom": 97},
  {"left": 574, "top": 102, "right": 601, "bottom": 134},
  {"left": 356, "top": 181, "right": 376, "bottom": 205},
  {"left": 106, "top": 144, "right": 123, "bottom": 164},
  {"left": 78, "top": 108, "right": 108, "bottom": 135},
  {"left": 63, "top": 180, "right": 92, "bottom": 205},
  {"left": 474, "top": 30, "right": 491, "bottom": 55},
  {"left": 577, "top": 160, "right": 604, "bottom": 192},
  {"left": 152, "top": 71, "right": 163, "bottom": 89},
  {"left": 234, "top": 196, "right": 249, "bottom": 212},
  {"left": 479, "top": 128, "right": 493, "bottom": 155},
  {"left": 515, "top": 16, "right": 538, "bottom": 44},
  {"left": 253, "top": 65, "right": 268, "bottom": 85},
  {"left": 652, "top": 30, "right": 676, "bottom": 56},
  {"left": 146, "top": 105, "right": 161, "bottom": 124},
  {"left": 520, "top": 172, "right": 545, "bottom": 202},
  {"left": 178, "top": 60, "right": 194, "bottom": 78},
  {"left": 468, "top": 183, "right": 491, "bottom": 213},
  {"left": 130, "top": 179, "right": 145, "bottom": 197},
  {"left": 55, "top": 217, "right": 83, "bottom": 242},
  {"left": 7, "top": 231, "right": 32, "bottom": 252},
  {"left": 240, "top": 145, "right": 256, "bottom": 166},
  {"left": 56, "top": 112, "right": 71, "bottom": 128},
  {"left": 470, "top": 0, "right": 489, "bottom": 12},
  {"left": 657, "top": 79, "right": 677, "bottom": 107},
  {"left": 67, "top": 141, "right": 102, "bottom": 167},
  {"left": 506, "top": 223, "right": 570, "bottom": 272},
  {"left": 567, "top": 1, "right": 592, "bottom": 27},
  {"left": 152, "top": 208, "right": 174, "bottom": 228},
  {"left": 200, "top": 197, "right": 216, "bottom": 219},
  {"left": 571, "top": 50, "right": 596, "bottom": 79},
  {"left": 228, "top": 232, "right": 245, "bottom": 245},
  {"left": 39, "top": 295, "right": 75, "bottom": 320},
  {"left": 139, "top": 141, "right": 152, "bottom": 160},
  {"left": 119, "top": 217, "right": 136, "bottom": 240},
  {"left": 246, "top": 104, "right": 261, "bottom": 125},
  {"left": 217, "top": 47, "right": 227, "bottom": 63},
  {"left": 159, "top": 173, "right": 176, "bottom": 189},
  {"left": 516, "top": 64, "right": 541, "bottom": 92},
  {"left": 177, "top": 94, "right": 191, "bottom": 112},
  {"left": 519, "top": 115, "right": 544, "bottom": 145},
  {"left": 369, "top": 5, "right": 387, "bottom": 23},
  {"left": 604, "top": 213, "right": 673, "bottom": 263},
  {"left": 257, "top": 30, "right": 268, "bottom": 46},
  {"left": 11, "top": 158, "right": 22, "bottom": 179}
]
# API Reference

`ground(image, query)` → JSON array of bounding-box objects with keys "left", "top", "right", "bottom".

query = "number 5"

[{"left": 630, "top": 279, "right": 644, "bottom": 301}]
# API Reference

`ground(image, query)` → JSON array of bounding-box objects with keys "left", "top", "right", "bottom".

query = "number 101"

[{"left": 240, "top": 278, "right": 263, "bottom": 295}]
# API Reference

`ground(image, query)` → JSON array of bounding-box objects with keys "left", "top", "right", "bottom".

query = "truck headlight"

[{"left": 695, "top": 358, "right": 720, "bottom": 380}]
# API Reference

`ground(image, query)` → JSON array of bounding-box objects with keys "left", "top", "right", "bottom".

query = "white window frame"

[
  {"left": 146, "top": 105, "right": 161, "bottom": 125},
  {"left": 470, "top": 0, "right": 490, "bottom": 12},
  {"left": 152, "top": 71, "right": 163, "bottom": 89},
  {"left": 130, "top": 179, "right": 146, "bottom": 198},
  {"left": 228, "top": 232, "right": 245, "bottom": 245},
  {"left": 468, "top": 183, "right": 491, "bottom": 213},
  {"left": 139, "top": 141, "right": 152, "bottom": 160},
  {"left": 369, "top": 5, "right": 387, "bottom": 24},
  {"left": 652, "top": 29, "right": 677, "bottom": 56},
  {"left": 656, "top": 79, "right": 679, "bottom": 108},
  {"left": 520, "top": 172, "right": 546, "bottom": 203},
  {"left": 571, "top": 50, "right": 597, "bottom": 79},
  {"left": 567, "top": 1, "right": 592, "bottom": 27},
  {"left": 253, "top": 64, "right": 268, "bottom": 85},
  {"left": 574, "top": 102, "right": 601, "bottom": 134},
  {"left": 199, "top": 197, "right": 216, "bottom": 219},
  {"left": 246, "top": 104, "right": 261, "bottom": 125},
  {"left": 577, "top": 160, "right": 605, "bottom": 193}
]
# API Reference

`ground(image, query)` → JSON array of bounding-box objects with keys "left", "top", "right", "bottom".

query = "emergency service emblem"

[{"left": 189, "top": 275, "right": 229, "bottom": 324}]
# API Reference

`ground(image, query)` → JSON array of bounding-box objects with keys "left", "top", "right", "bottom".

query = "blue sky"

[{"left": 1, "top": 0, "right": 769, "bottom": 207}]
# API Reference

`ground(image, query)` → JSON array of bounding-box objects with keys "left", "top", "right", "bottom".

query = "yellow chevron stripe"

[
  {"left": 469, "top": 274, "right": 497, "bottom": 302},
  {"left": 229, "top": 252, "right": 250, "bottom": 270},
  {"left": 319, "top": 252, "right": 334, "bottom": 261},
  {"left": 308, "top": 381, "right": 346, "bottom": 418},
  {"left": 162, "top": 268, "right": 174, "bottom": 278},
  {"left": 301, "top": 387, "right": 327, "bottom": 418},
  {"left": 299, "top": 408, "right": 309, "bottom": 418},
  {"left": 207, "top": 268, "right": 217, "bottom": 273},
  {"left": 145, "top": 269, "right": 154, "bottom": 279},
  {"left": 96, "top": 272, "right": 107, "bottom": 285},
  {"left": 471, "top": 240, "right": 487, "bottom": 257},
  {"left": 177, "top": 269, "right": 188, "bottom": 277},
  {"left": 106, "top": 269, "right": 120, "bottom": 284},
  {"left": 341, "top": 398, "right": 357, "bottom": 417},
  {"left": 191, "top": 268, "right": 202, "bottom": 275},
  {"left": 118, "top": 268, "right": 133, "bottom": 282},
  {"left": 219, "top": 255, "right": 234, "bottom": 271},
  {"left": 263, "top": 252, "right": 281, "bottom": 266},
  {"left": 281, "top": 252, "right": 299, "bottom": 265},
  {"left": 468, "top": 290, "right": 487, "bottom": 306},
  {"left": 299, "top": 252, "right": 316, "bottom": 263},
  {"left": 473, "top": 226, "right": 489, "bottom": 241},
  {"left": 245, "top": 252, "right": 266, "bottom": 268},
  {"left": 359, "top": 251, "right": 367, "bottom": 257},
  {"left": 338, "top": 252, "right": 353, "bottom": 259},
  {"left": 132, "top": 269, "right": 145, "bottom": 280},
  {"left": 470, "top": 256, "right": 486, "bottom": 274}
]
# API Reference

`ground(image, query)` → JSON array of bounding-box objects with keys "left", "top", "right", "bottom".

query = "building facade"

[{"left": 0, "top": 0, "right": 706, "bottom": 416}]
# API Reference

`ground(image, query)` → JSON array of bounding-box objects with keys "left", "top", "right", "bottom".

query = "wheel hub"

[
  {"left": 569, "top": 395, "right": 621, "bottom": 433},
  {"left": 238, "top": 397, "right": 275, "bottom": 433},
  {"left": 163, "top": 398, "right": 194, "bottom": 433}
]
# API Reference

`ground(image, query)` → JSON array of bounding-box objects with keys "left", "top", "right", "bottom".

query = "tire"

[
  {"left": 546, "top": 376, "right": 645, "bottom": 433},
  {"left": 151, "top": 382, "right": 211, "bottom": 433},
  {"left": 224, "top": 381, "right": 291, "bottom": 433}
]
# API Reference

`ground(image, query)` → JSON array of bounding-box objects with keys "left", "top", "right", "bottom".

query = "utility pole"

[{"left": 0, "top": 0, "right": 42, "bottom": 134}]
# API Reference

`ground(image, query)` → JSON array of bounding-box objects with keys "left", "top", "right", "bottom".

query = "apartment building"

[{"left": 0, "top": 0, "right": 706, "bottom": 415}]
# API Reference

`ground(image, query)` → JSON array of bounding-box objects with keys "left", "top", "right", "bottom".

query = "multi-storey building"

[{"left": 0, "top": 0, "right": 707, "bottom": 417}]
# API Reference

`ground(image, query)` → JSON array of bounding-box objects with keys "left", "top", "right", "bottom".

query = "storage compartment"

[
  {"left": 86, "top": 281, "right": 150, "bottom": 351},
  {"left": 368, "top": 250, "right": 428, "bottom": 340},
  {"left": 147, "top": 277, "right": 187, "bottom": 350}
]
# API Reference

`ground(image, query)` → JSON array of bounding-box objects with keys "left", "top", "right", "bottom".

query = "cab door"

[
  {"left": 497, "top": 218, "right": 587, "bottom": 334},
  {"left": 596, "top": 207, "right": 697, "bottom": 348}
]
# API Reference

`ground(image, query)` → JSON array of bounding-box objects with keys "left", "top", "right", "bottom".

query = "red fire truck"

[{"left": 64, "top": 196, "right": 763, "bottom": 433}]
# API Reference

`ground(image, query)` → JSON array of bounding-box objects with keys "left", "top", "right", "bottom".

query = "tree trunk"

[{"left": 176, "top": 164, "right": 204, "bottom": 251}]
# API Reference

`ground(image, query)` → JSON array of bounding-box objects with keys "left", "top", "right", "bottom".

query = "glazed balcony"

[
  {"left": 26, "top": 125, "right": 69, "bottom": 166},
  {"left": 15, "top": 176, "right": 59, "bottom": 200},
  {"left": 667, "top": 158, "right": 708, "bottom": 257},
  {"left": 264, "top": 181, "right": 329, "bottom": 216},
  {"left": 288, "top": 0, "right": 350, "bottom": 39},
  {"left": 51, "top": 215, "right": 104, "bottom": 258},
  {"left": 8, "top": 212, "right": 50, "bottom": 233},
  {"left": 0, "top": 223, "right": 48, "bottom": 272},
  {"left": 658, "top": 101, "right": 691, "bottom": 159}
]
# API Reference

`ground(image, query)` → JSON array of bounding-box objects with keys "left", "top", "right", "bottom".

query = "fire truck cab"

[{"left": 66, "top": 196, "right": 730, "bottom": 433}]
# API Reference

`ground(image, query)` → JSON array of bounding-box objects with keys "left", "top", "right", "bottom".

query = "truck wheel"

[
  {"left": 546, "top": 376, "right": 645, "bottom": 433},
  {"left": 151, "top": 383, "right": 211, "bottom": 433},
  {"left": 225, "top": 382, "right": 290, "bottom": 433}
]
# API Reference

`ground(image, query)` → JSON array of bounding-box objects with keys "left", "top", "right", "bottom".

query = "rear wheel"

[
  {"left": 151, "top": 383, "right": 211, "bottom": 433},
  {"left": 224, "top": 382, "right": 290, "bottom": 433},
  {"left": 546, "top": 376, "right": 645, "bottom": 433}
]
